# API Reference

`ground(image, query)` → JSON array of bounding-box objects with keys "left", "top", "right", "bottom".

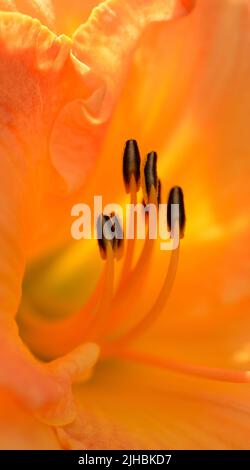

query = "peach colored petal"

[
  {"left": 1, "top": 0, "right": 248, "bottom": 452},
  {"left": 0, "top": 319, "right": 99, "bottom": 424},
  {"left": 0, "top": 10, "right": 69, "bottom": 312},
  {"left": 56, "top": 359, "right": 250, "bottom": 450},
  {"left": 122, "top": 0, "right": 250, "bottom": 227},
  {"left": 0, "top": 12, "right": 71, "bottom": 313},
  {"left": 0, "top": 390, "right": 61, "bottom": 450},
  {"left": 0, "top": 3, "right": 194, "bottom": 415},
  {"left": 18, "top": 223, "right": 249, "bottom": 364},
  {"left": 107, "top": 5, "right": 250, "bottom": 341},
  {"left": 90, "top": 0, "right": 250, "bottom": 239},
  {"left": 45, "top": 0, "right": 100, "bottom": 36},
  {"left": 72, "top": 0, "right": 193, "bottom": 121},
  {"left": 0, "top": 1, "right": 101, "bottom": 35},
  {"left": 4, "top": 1, "right": 195, "bottom": 36},
  {"left": 0, "top": 0, "right": 55, "bottom": 29},
  {"left": 0, "top": 12, "right": 101, "bottom": 422},
  {"left": 51, "top": 0, "right": 194, "bottom": 191},
  {"left": 43, "top": 0, "right": 250, "bottom": 327}
]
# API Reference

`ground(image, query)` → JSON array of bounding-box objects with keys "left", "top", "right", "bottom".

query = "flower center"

[
  {"left": 79, "top": 139, "right": 186, "bottom": 353},
  {"left": 18, "top": 140, "right": 250, "bottom": 385},
  {"left": 18, "top": 139, "right": 186, "bottom": 361}
]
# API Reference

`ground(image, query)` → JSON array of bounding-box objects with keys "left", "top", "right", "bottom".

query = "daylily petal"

[
  {"left": 2, "top": 0, "right": 249, "bottom": 452},
  {"left": 45, "top": 0, "right": 250, "bottom": 325},
  {"left": 0, "top": 0, "right": 194, "bottom": 424},
  {"left": 112, "top": 0, "right": 250, "bottom": 333},
  {"left": 1, "top": 319, "right": 99, "bottom": 424},
  {"left": 0, "top": 11, "right": 71, "bottom": 312},
  {"left": 53, "top": 0, "right": 194, "bottom": 36},
  {"left": 0, "top": 390, "right": 61, "bottom": 450},
  {"left": 0, "top": 1, "right": 54, "bottom": 28},
  {"left": 0, "top": 1, "right": 101, "bottom": 35},
  {"left": 114, "top": 0, "right": 250, "bottom": 358},
  {"left": 0, "top": 7, "right": 66, "bottom": 333},
  {"left": 89, "top": 0, "right": 249, "bottom": 241},
  {"left": 0, "top": 11, "right": 101, "bottom": 420},
  {"left": 56, "top": 359, "right": 250, "bottom": 450},
  {"left": 50, "top": 0, "right": 194, "bottom": 191},
  {"left": 121, "top": 0, "right": 250, "bottom": 229},
  {"left": 44, "top": 1, "right": 100, "bottom": 36}
]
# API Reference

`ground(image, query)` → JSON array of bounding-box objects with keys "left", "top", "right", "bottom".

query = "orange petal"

[
  {"left": 51, "top": 0, "right": 195, "bottom": 36},
  {"left": 56, "top": 359, "right": 250, "bottom": 449},
  {"left": 51, "top": 0, "right": 194, "bottom": 191},
  {"left": 0, "top": 390, "right": 61, "bottom": 450},
  {"left": 0, "top": 1, "right": 102, "bottom": 35},
  {"left": 46, "top": 1, "right": 100, "bottom": 36},
  {"left": 93, "top": 0, "right": 250, "bottom": 327},
  {"left": 0, "top": 320, "right": 99, "bottom": 425},
  {"left": 72, "top": 0, "right": 193, "bottom": 114},
  {"left": 0, "top": 0, "right": 55, "bottom": 29},
  {"left": 0, "top": 10, "right": 68, "bottom": 311},
  {"left": 0, "top": 11, "right": 101, "bottom": 422},
  {"left": 123, "top": 0, "right": 250, "bottom": 226}
]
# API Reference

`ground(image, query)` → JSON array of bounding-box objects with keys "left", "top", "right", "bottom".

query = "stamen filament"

[
  {"left": 120, "top": 176, "right": 137, "bottom": 284},
  {"left": 106, "top": 246, "right": 179, "bottom": 345},
  {"left": 109, "top": 349, "right": 250, "bottom": 384},
  {"left": 102, "top": 193, "right": 158, "bottom": 335},
  {"left": 88, "top": 244, "right": 115, "bottom": 340}
]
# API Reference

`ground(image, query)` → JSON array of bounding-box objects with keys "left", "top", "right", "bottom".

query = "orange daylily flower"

[{"left": 0, "top": 0, "right": 249, "bottom": 450}]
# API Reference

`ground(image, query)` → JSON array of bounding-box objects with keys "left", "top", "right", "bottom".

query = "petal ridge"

[{"left": 51, "top": 0, "right": 195, "bottom": 190}]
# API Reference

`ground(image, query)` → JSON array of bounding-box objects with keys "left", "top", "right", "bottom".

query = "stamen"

[
  {"left": 167, "top": 186, "right": 186, "bottom": 239},
  {"left": 88, "top": 212, "right": 124, "bottom": 338},
  {"left": 97, "top": 214, "right": 112, "bottom": 260},
  {"left": 157, "top": 179, "right": 162, "bottom": 205},
  {"left": 143, "top": 151, "right": 158, "bottom": 204},
  {"left": 23, "top": 141, "right": 189, "bottom": 370},
  {"left": 103, "top": 178, "right": 181, "bottom": 339},
  {"left": 88, "top": 243, "right": 115, "bottom": 340},
  {"left": 111, "top": 349, "right": 250, "bottom": 384},
  {"left": 121, "top": 140, "right": 141, "bottom": 280},
  {"left": 105, "top": 191, "right": 159, "bottom": 334},
  {"left": 21, "top": 214, "right": 117, "bottom": 356},
  {"left": 92, "top": 212, "right": 120, "bottom": 336},
  {"left": 120, "top": 175, "right": 138, "bottom": 283},
  {"left": 103, "top": 224, "right": 157, "bottom": 336},
  {"left": 102, "top": 158, "right": 160, "bottom": 334},
  {"left": 97, "top": 243, "right": 115, "bottom": 316},
  {"left": 123, "top": 139, "right": 141, "bottom": 193},
  {"left": 110, "top": 212, "right": 124, "bottom": 261},
  {"left": 107, "top": 246, "right": 179, "bottom": 345}
]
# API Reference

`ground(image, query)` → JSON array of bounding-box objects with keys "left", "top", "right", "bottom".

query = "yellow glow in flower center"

[{"left": 18, "top": 143, "right": 250, "bottom": 386}]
